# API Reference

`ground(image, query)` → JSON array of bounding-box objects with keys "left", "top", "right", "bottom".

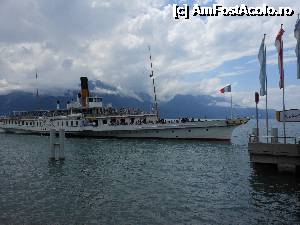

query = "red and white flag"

[
  {"left": 219, "top": 84, "right": 231, "bottom": 93},
  {"left": 275, "top": 26, "right": 285, "bottom": 89}
]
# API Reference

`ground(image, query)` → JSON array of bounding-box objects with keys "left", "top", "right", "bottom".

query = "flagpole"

[
  {"left": 282, "top": 79, "right": 286, "bottom": 144},
  {"left": 264, "top": 34, "right": 269, "bottom": 143},
  {"left": 265, "top": 68, "right": 269, "bottom": 142},
  {"left": 230, "top": 92, "right": 233, "bottom": 120},
  {"left": 281, "top": 24, "right": 286, "bottom": 144}
]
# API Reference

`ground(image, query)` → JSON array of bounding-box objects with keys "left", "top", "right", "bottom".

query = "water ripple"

[{"left": 0, "top": 120, "right": 299, "bottom": 224}]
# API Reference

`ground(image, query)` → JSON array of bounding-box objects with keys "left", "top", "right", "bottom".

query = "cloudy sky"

[{"left": 0, "top": 0, "right": 299, "bottom": 110}]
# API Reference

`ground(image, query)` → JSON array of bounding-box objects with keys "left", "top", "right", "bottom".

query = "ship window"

[
  {"left": 188, "top": 130, "right": 191, "bottom": 132},
  {"left": 89, "top": 98, "right": 93, "bottom": 102},
  {"left": 22, "top": 121, "right": 24, "bottom": 125},
  {"left": 172, "top": 130, "right": 174, "bottom": 133},
  {"left": 206, "top": 129, "right": 208, "bottom": 131},
  {"left": 26, "top": 122, "right": 28, "bottom": 125},
  {"left": 156, "top": 131, "right": 159, "bottom": 133},
  {"left": 30, "top": 122, "right": 32, "bottom": 126},
  {"left": 61, "top": 121, "right": 64, "bottom": 126},
  {"left": 66, "top": 121, "right": 68, "bottom": 126},
  {"left": 14, "top": 121, "right": 17, "bottom": 125},
  {"left": 71, "top": 121, "right": 73, "bottom": 126},
  {"left": 76, "top": 121, "right": 78, "bottom": 126},
  {"left": 103, "top": 119, "right": 107, "bottom": 125}
]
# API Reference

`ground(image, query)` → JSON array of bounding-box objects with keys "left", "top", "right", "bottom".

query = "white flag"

[
  {"left": 258, "top": 35, "right": 266, "bottom": 96},
  {"left": 294, "top": 18, "right": 300, "bottom": 79}
]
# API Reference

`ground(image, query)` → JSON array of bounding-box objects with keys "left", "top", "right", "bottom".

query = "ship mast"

[
  {"left": 35, "top": 69, "right": 40, "bottom": 110},
  {"left": 148, "top": 46, "right": 159, "bottom": 120}
]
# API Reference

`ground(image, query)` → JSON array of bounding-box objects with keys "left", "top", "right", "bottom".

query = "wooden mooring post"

[{"left": 49, "top": 129, "right": 65, "bottom": 160}]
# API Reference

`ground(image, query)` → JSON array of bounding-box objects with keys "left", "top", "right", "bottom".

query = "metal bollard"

[
  {"left": 252, "top": 128, "right": 259, "bottom": 143},
  {"left": 49, "top": 129, "right": 55, "bottom": 160},
  {"left": 59, "top": 129, "right": 65, "bottom": 160},
  {"left": 271, "top": 128, "right": 278, "bottom": 143}
]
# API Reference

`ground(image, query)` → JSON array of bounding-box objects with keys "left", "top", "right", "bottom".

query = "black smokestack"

[{"left": 80, "top": 77, "right": 89, "bottom": 108}]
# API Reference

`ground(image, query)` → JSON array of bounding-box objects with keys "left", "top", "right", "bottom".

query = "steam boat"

[{"left": 0, "top": 77, "right": 248, "bottom": 140}]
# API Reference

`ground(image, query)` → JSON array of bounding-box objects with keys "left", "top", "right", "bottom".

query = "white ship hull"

[{"left": 0, "top": 119, "right": 243, "bottom": 141}]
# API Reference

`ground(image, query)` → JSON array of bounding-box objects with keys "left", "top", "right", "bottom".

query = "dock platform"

[{"left": 248, "top": 133, "right": 300, "bottom": 173}]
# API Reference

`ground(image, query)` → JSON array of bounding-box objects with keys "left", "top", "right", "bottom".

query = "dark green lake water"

[{"left": 0, "top": 120, "right": 300, "bottom": 224}]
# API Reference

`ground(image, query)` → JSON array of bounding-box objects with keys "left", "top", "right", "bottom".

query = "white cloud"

[
  {"left": 217, "top": 69, "right": 252, "bottom": 78},
  {"left": 0, "top": 79, "right": 21, "bottom": 94},
  {"left": 0, "top": 0, "right": 299, "bottom": 110}
]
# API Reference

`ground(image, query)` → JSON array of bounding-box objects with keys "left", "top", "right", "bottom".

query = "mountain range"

[{"left": 0, "top": 80, "right": 274, "bottom": 119}]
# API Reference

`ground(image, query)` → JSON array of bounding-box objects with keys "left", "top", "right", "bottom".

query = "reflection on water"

[
  {"left": 0, "top": 120, "right": 299, "bottom": 224},
  {"left": 249, "top": 164, "right": 300, "bottom": 224}
]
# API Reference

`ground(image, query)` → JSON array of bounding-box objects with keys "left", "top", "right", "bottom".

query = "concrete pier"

[
  {"left": 49, "top": 129, "right": 56, "bottom": 160},
  {"left": 248, "top": 142, "right": 300, "bottom": 173},
  {"left": 58, "top": 129, "right": 65, "bottom": 160},
  {"left": 49, "top": 129, "right": 65, "bottom": 161}
]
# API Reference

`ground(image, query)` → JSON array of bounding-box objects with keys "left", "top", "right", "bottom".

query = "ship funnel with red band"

[{"left": 80, "top": 77, "right": 89, "bottom": 108}]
